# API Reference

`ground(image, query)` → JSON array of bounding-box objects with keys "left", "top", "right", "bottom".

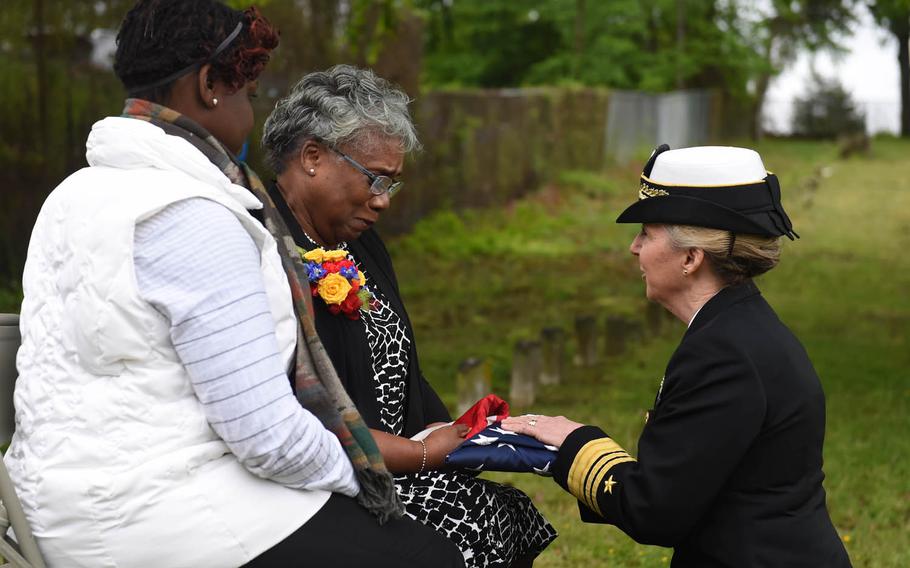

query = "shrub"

[{"left": 791, "top": 71, "right": 866, "bottom": 139}]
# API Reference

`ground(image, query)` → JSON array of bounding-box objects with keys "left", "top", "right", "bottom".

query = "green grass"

[
  {"left": 1, "top": 138, "right": 904, "bottom": 566},
  {"left": 387, "top": 137, "right": 910, "bottom": 567}
]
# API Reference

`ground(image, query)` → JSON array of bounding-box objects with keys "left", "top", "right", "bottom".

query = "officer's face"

[{"left": 630, "top": 224, "right": 687, "bottom": 306}]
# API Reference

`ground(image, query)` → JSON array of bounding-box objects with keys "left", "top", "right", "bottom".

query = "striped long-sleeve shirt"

[{"left": 133, "top": 197, "right": 358, "bottom": 496}]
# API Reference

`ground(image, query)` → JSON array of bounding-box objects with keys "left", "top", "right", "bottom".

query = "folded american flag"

[
  {"left": 445, "top": 397, "right": 558, "bottom": 477},
  {"left": 453, "top": 394, "right": 511, "bottom": 438}
]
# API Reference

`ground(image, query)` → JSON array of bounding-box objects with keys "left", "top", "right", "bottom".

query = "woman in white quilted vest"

[{"left": 4, "top": 1, "right": 463, "bottom": 567}]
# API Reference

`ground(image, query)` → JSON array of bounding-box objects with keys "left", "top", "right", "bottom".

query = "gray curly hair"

[{"left": 261, "top": 64, "right": 421, "bottom": 173}]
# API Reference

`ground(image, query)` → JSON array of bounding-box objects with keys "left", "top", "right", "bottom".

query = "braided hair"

[{"left": 114, "top": 0, "right": 279, "bottom": 103}]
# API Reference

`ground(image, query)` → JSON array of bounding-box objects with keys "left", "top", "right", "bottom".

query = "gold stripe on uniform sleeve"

[
  {"left": 568, "top": 438, "right": 623, "bottom": 498},
  {"left": 582, "top": 451, "right": 626, "bottom": 509},
  {"left": 567, "top": 438, "right": 636, "bottom": 514},
  {"left": 586, "top": 455, "right": 635, "bottom": 515}
]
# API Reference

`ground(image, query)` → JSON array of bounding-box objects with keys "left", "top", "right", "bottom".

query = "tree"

[
  {"left": 416, "top": 0, "right": 858, "bottom": 126},
  {"left": 791, "top": 71, "right": 866, "bottom": 137},
  {"left": 745, "top": 0, "right": 856, "bottom": 139},
  {"left": 0, "top": 0, "right": 134, "bottom": 285},
  {"left": 869, "top": 0, "right": 910, "bottom": 137},
  {"left": 0, "top": 0, "right": 422, "bottom": 285},
  {"left": 417, "top": 0, "right": 764, "bottom": 94}
]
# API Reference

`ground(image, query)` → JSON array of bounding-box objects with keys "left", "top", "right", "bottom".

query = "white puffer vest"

[{"left": 4, "top": 117, "right": 329, "bottom": 567}]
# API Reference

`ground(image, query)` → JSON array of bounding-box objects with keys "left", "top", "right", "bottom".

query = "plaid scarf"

[{"left": 123, "top": 99, "right": 403, "bottom": 523}]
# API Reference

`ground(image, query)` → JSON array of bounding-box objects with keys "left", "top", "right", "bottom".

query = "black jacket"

[
  {"left": 313, "top": 228, "right": 451, "bottom": 436},
  {"left": 266, "top": 182, "right": 450, "bottom": 436},
  {"left": 553, "top": 281, "right": 851, "bottom": 567}
]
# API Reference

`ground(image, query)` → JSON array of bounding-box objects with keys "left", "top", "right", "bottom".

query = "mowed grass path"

[{"left": 387, "top": 139, "right": 910, "bottom": 567}]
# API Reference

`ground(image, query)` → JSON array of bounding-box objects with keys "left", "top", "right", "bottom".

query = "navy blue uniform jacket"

[{"left": 553, "top": 281, "right": 851, "bottom": 567}]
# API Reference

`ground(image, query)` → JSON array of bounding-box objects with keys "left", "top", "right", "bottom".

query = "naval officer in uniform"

[{"left": 504, "top": 145, "right": 852, "bottom": 567}]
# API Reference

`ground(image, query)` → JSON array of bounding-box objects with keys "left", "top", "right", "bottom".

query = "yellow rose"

[
  {"left": 317, "top": 273, "right": 352, "bottom": 305},
  {"left": 303, "top": 248, "right": 325, "bottom": 263},
  {"left": 357, "top": 270, "right": 366, "bottom": 286},
  {"left": 322, "top": 249, "right": 348, "bottom": 262}
]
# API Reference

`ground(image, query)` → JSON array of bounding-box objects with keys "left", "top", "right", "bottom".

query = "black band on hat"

[
  {"left": 617, "top": 194, "right": 773, "bottom": 235},
  {"left": 127, "top": 20, "right": 244, "bottom": 95},
  {"left": 639, "top": 175, "right": 783, "bottom": 215}
]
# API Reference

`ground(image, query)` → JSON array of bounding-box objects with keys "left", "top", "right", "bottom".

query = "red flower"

[
  {"left": 308, "top": 255, "right": 367, "bottom": 320},
  {"left": 340, "top": 289, "right": 363, "bottom": 314}
]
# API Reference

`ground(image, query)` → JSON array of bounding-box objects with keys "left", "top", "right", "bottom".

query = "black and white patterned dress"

[{"left": 312, "top": 237, "right": 556, "bottom": 567}]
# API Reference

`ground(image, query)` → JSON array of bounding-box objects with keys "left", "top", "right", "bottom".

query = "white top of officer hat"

[{"left": 648, "top": 146, "right": 767, "bottom": 187}]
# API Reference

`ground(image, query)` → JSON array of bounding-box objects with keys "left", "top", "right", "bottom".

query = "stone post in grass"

[
  {"left": 510, "top": 340, "right": 541, "bottom": 408},
  {"left": 539, "top": 327, "right": 565, "bottom": 386},
  {"left": 604, "top": 315, "right": 633, "bottom": 357},
  {"left": 646, "top": 301, "right": 664, "bottom": 336},
  {"left": 624, "top": 315, "right": 645, "bottom": 345},
  {"left": 456, "top": 357, "right": 491, "bottom": 416},
  {"left": 573, "top": 315, "right": 599, "bottom": 366}
]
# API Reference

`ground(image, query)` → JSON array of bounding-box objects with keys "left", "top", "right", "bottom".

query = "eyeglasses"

[{"left": 331, "top": 147, "right": 403, "bottom": 198}]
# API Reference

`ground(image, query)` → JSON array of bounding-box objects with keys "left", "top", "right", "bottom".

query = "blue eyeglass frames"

[{"left": 331, "top": 147, "right": 403, "bottom": 198}]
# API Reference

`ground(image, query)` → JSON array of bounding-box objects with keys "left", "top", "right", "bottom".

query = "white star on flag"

[{"left": 471, "top": 434, "right": 499, "bottom": 446}]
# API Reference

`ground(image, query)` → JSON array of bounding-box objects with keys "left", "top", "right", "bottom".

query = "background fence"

[
  {"left": 605, "top": 89, "right": 712, "bottom": 164},
  {"left": 380, "top": 87, "right": 751, "bottom": 233},
  {"left": 0, "top": 85, "right": 752, "bottom": 283},
  {"left": 762, "top": 98, "right": 901, "bottom": 136}
]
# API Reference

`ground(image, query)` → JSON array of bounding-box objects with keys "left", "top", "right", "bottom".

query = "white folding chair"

[{"left": 0, "top": 314, "right": 46, "bottom": 568}]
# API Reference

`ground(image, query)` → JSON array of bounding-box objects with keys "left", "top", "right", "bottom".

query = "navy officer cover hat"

[{"left": 616, "top": 144, "right": 799, "bottom": 240}]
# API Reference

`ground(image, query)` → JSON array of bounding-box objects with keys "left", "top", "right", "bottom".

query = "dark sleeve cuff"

[
  {"left": 578, "top": 500, "right": 611, "bottom": 524},
  {"left": 553, "top": 425, "right": 609, "bottom": 491}
]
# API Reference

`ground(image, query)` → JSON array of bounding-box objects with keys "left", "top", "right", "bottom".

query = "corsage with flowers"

[{"left": 299, "top": 247, "right": 373, "bottom": 320}]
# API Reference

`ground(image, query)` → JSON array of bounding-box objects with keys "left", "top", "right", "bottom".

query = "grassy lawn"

[
  {"left": 0, "top": 138, "right": 905, "bottom": 566},
  {"left": 387, "top": 138, "right": 910, "bottom": 567}
]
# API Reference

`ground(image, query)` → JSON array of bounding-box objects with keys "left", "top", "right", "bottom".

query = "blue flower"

[
  {"left": 339, "top": 265, "right": 359, "bottom": 280},
  {"left": 305, "top": 262, "right": 327, "bottom": 282}
]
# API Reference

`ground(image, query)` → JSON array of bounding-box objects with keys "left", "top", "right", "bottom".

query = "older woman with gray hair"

[{"left": 261, "top": 65, "right": 556, "bottom": 567}]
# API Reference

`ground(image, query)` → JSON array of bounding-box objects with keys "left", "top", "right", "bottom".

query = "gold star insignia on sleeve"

[
  {"left": 568, "top": 438, "right": 635, "bottom": 515},
  {"left": 604, "top": 475, "right": 617, "bottom": 494}
]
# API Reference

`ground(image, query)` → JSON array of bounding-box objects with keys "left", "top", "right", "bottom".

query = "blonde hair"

[{"left": 664, "top": 225, "right": 781, "bottom": 285}]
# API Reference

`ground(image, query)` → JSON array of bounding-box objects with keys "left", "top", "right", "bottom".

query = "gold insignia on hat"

[
  {"left": 639, "top": 182, "right": 669, "bottom": 200},
  {"left": 604, "top": 475, "right": 617, "bottom": 494}
]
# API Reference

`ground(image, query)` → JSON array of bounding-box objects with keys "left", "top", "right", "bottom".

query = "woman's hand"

[
  {"left": 501, "top": 415, "right": 585, "bottom": 449},
  {"left": 423, "top": 424, "right": 470, "bottom": 470}
]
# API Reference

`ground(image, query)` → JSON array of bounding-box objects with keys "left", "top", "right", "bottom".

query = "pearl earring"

[
  {"left": 683, "top": 269, "right": 689, "bottom": 276},
  {"left": 308, "top": 168, "right": 316, "bottom": 175},
  {"left": 212, "top": 98, "right": 218, "bottom": 107}
]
